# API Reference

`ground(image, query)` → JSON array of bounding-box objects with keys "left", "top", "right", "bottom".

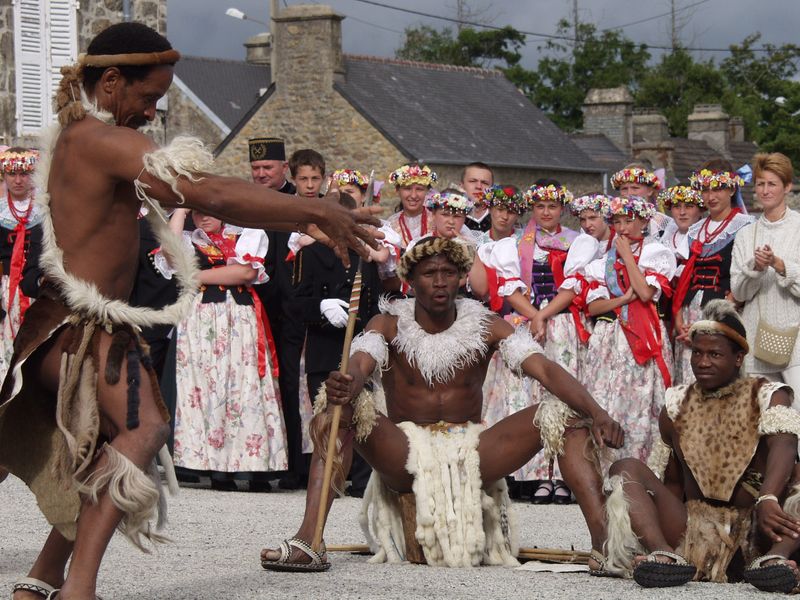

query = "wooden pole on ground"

[{"left": 311, "top": 260, "right": 363, "bottom": 553}]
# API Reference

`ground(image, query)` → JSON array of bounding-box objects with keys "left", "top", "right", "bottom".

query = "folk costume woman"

[
  {"left": 611, "top": 165, "right": 675, "bottom": 241},
  {"left": 584, "top": 196, "right": 676, "bottom": 470},
  {"left": 0, "top": 148, "right": 43, "bottom": 378},
  {"left": 385, "top": 163, "right": 437, "bottom": 249},
  {"left": 671, "top": 162, "right": 753, "bottom": 385},
  {"left": 158, "top": 209, "right": 288, "bottom": 487}
]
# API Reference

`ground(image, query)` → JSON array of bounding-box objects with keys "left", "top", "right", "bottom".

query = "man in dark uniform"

[
  {"left": 293, "top": 192, "right": 380, "bottom": 496},
  {"left": 249, "top": 137, "right": 305, "bottom": 491},
  {"left": 461, "top": 162, "right": 494, "bottom": 233}
]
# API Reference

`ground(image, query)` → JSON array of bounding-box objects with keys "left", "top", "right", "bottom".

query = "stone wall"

[
  {"left": 0, "top": 1, "right": 14, "bottom": 145},
  {"left": 165, "top": 85, "right": 225, "bottom": 148},
  {"left": 77, "top": 0, "right": 165, "bottom": 51}
]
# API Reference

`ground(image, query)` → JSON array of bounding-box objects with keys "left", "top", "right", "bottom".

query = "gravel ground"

[{"left": 0, "top": 476, "right": 772, "bottom": 599}]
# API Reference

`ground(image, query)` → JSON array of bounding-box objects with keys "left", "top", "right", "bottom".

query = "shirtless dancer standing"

[
  {"left": 262, "top": 236, "right": 624, "bottom": 570},
  {"left": 0, "top": 23, "right": 378, "bottom": 600}
]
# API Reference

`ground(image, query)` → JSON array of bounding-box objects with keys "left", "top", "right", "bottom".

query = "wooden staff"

[
  {"left": 325, "top": 544, "right": 590, "bottom": 564},
  {"left": 311, "top": 259, "right": 364, "bottom": 553}
]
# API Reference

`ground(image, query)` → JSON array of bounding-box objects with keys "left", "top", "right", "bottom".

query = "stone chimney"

[
  {"left": 582, "top": 87, "right": 634, "bottom": 154},
  {"left": 633, "top": 108, "right": 669, "bottom": 143},
  {"left": 244, "top": 32, "right": 272, "bottom": 65},
  {"left": 729, "top": 116, "right": 745, "bottom": 143},
  {"left": 272, "top": 4, "right": 344, "bottom": 96},
  {"left": 687, "top": 104, "right": 730, "bottom": 155}
]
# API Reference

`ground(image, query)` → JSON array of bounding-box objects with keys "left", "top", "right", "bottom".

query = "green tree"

[
  {"left": 634, "top": 49, "right": 726, "bottom": 137},
  {"left": 396, "top": 25, "right": 524, "bottom": 68},
  {"left": 504, "top": 20, "right": 650, "bottom": 131}
]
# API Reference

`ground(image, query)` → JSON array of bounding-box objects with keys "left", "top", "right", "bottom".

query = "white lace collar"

[{"left": 379, "top": 296, "right": 493, "bottom": 386}]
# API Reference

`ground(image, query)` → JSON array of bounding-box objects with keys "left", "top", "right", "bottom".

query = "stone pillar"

[
  {"left": 272, "top": 4, "right": 344, "bottom": 96},
  {"left": 245, "top": 32, "right": 272, "bottom": 65},
  {"left": 0, "top": 0, "right": 15, "bottom": 145},
  {"left": 633, "top": 109, "right": 669, "bottom": 143},
  {"left": 729, "top": 116, "right": 745, "bottom": 143},
  {"left": 582, "top": 86, "right": 634, "bottom": 155},
  {"left": 687, "top": 104, "right": 729, "bottom": 155}
]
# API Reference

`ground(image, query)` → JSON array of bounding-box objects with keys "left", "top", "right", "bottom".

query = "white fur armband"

[
  {"left": 647, "top": 437, "right": 672, "bottom": 479},
  {"left": 498, "top": 326, "right": 544, "bottom": 374},
  {"left": 759, "top": 405, "right": 800, "bottom": 437},
  {"left": 136, "top": 136, "right": 214, "bottom": 205},
  {"left": 350, "top": 330, "right": 389, "bottom": 371}
]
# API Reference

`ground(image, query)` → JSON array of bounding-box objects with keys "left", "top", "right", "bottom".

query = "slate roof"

[
  {"left": 335, "top": 55, "right": 603, "bottom": 173},
  {"left": 570, "top": 133, "right": 628, "bottom": 173},
  {"left": 174, "top": 56, "right": 270, "bottom": 131}
]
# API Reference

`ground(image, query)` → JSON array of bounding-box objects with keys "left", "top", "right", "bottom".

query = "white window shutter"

[
  {"left": 45, "top": 0, "right": 78, "bottom": 122},
  {"left": 14, "top": 0, "right": 47, "bottom": 135}
]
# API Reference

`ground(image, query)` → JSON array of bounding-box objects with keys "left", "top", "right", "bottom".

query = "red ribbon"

[
  {"left": 569, "top": 274, "right": 592, "bottom": 344},
  {"left": 484, "top": 264, "right": 523, "bottom": 313},
  {"left": 613, "top": 261, "right": 672, "bottom": 388},
  {"left": 5, "top": 193, "right": 33, "bottom": 335},
  {"left": 249, "top": 288, "right": 279, "bottom": 379}
]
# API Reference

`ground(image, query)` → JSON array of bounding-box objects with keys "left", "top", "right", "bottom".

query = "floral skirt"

[
  {"left": 585, "top": 318, "right": 672, "bottom": 473},
  {"left": 173, "top": 294, "right": 288, "bottom": 472},
  {"left": 0, "top": 273, "right": 28, "bottom": 383},
  {"left": 673, "top": 300, "right": 703, "bottom": 386}
]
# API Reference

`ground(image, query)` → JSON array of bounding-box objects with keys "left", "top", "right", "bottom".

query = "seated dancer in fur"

[
  {"left": 604, "top": 299, "right": 800, "bottom": 591},
  {"left": 0, "top": 22, "right": 379, "bottom": 600},
  {"left": 261, "top": 236, "right": 624, "bottom": 571}
]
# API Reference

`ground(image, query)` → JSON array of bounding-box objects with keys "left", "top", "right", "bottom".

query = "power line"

[
  {"left": 601, "top": 0, "right": 710, "bottom": 32},
  {"left": 346, "top": 0, "right": 776, "bottom": 53},
  {"left": 344, "top": 13, "right": 405, "bottom": 34}
]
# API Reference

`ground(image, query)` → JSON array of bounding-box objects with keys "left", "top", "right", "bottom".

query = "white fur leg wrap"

[
  {"left": 602, "top": 475, "right": 643, "bottom": 577},
  {"left": 646, "top": 437, "right": 672, "bottom": 480},
  {"left": 361, "top": 422, "right": 518, "bottom": 568},
  {"left": 313, "top": 385, "right": 378, "bottom": 443},
  {"left": 532, "top": 396, "right": 579, "bottom": 460},
  {"left": 76, "top": 445, "right": 168, "bottom": 551},
  {"left": 784, "top": 483, "right": 800, "bottom": 519},
  {"left": 498, "top": 326, "right": 544, "bottom": 375}
]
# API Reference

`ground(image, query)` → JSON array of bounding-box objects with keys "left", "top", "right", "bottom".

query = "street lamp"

[{"left": 225, "top": 7, "right": 269, "bottom": 27}]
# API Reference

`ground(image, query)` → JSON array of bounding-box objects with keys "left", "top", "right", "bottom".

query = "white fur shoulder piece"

[
  {"left": 757, "top": 381, "right": 794, "bottom": 413},
  {"left": 380, "top": 297, "right": 493, "bottom": 386},
  {"left": 664, "top": 385, "right": 689, "bottom": 420}
]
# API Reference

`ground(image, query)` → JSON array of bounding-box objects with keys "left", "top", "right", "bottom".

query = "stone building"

[
  {"left": 576, "top": 86, "right": 761, "bottom": 207},
  {"left": 0, "top": 0, "right": 165, "bottom": 147},
  {"left": 176, "top": 4, "right": 606, "bottom": 202}
]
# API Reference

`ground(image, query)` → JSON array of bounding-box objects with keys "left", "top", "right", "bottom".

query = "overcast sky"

[{"left": 166, "top": 0, "right": 798, "bottom": 68}]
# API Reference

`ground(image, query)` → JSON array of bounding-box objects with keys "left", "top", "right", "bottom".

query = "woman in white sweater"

[{"left": 731, "top": 152, "right": 800, "bottom": 396}]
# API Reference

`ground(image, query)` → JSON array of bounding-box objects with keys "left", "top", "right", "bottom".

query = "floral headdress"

[
  {"left": 569, "top": 194, "right": 612, "bottom": 217},
  {"left": 610, "top": 167, "right": 661, "bottom": 191},
  {"left": 331, "top": 168, "right": 369, "bottom": 190},
  {"left": 657, "top": 185, "right": 705, "bottom": 210},
  {"left": 424, "top": 190, "right": 474, "bottom": 214},
  {"left": 0, "top": 149, "right": 39, "bottom": 176},
  {"left": 523, "top": 184, "right": 573, "bottom": 206},
  {"left": 605, "top": 195, "right": 656, "bottom": 222},
  {"left": 482, "top": 185, "right": 529, "bottom": 215},
  {"left": 689, "top": 169, "right": 744, "bottom": 191},
  {"left": 389, "top": 163, "right": 438, "bottom": 188}
]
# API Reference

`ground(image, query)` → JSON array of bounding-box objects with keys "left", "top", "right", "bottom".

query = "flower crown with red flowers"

[
  {"left": 605, "top": 195, "right": 656, "bottom": 222},
  {"left": 610, "top": 167, "right": 661, "bottom": 191},
  {"left": 0, "top": 149, "right": 39, "bottom": 176},
  {"left": 331, "top": 168, "right": 369, "bottom": 190},
  {"left": 523, "top": 183, "right": 573, "bottom": 205},
  {"left": 389, "top": 163, "right": 438, "bottom": 188},
  {"left": 689, "top": 169, "right": 744, "bottom": 191},
  {"left": 482, "top": 184, "right": 529, "bottom": 214},
  {"left": 569, "top": 194, "right": 612, "bottom": 217},
  {"left": 658, "top": 185, "right": 705, "bottom": 211}
]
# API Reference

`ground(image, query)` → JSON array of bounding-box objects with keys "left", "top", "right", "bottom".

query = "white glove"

[{"left": 320, "top": 298, "right": 349, "bottom": 328}]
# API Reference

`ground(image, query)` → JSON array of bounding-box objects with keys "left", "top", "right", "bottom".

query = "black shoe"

[
  {"left": 278, "top": 474, "right": 302, "bottom": 490},
  {"left": 210, "top": 478, "right": 238, "bottom": 492},
  {"left": 552, "top": 480, "right": 572, "bottom": 505},
  {"left": 248, "top": 480, "right": 273, "bottom": 493},
  {"left": 531, "top": 481, "right": 554, "bottom": 505},
  {"left": 346, "top": 485, "right": 365, "bottom": 498},
  {"left": 506, "top": 477, "right": 521, "bottom": 500}
]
